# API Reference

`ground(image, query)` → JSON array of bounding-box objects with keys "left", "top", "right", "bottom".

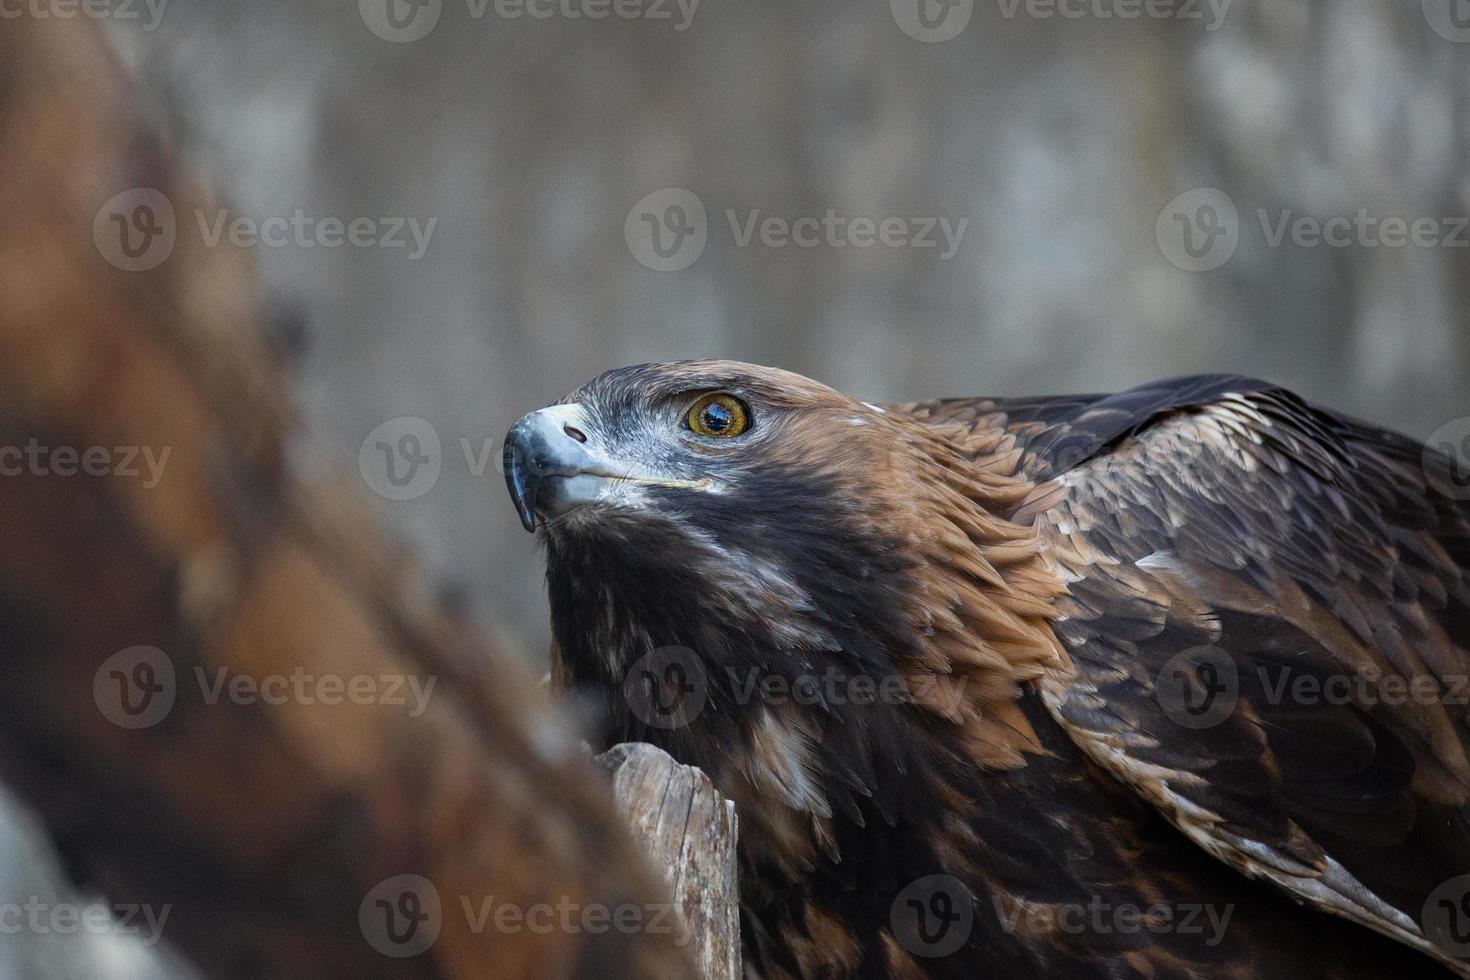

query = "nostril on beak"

[{"left": 563, "top": 425, "right": 588, "bottom": 443}]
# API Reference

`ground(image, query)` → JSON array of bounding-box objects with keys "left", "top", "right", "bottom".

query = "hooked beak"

[
  {"left": 503, "top": 404, "right": 596, "bottom": 532},
  {"left": 502, "top": 403, "right": 706, "bottom": 533}
]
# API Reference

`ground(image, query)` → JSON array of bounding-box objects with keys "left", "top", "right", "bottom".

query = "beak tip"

[{"left": 503, "top": 431, "right": 540, "bottom": 534}]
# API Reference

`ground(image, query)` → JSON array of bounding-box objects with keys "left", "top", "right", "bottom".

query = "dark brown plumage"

[{"left": 504, "top": 362, "right": 1470, "bottom": 979}]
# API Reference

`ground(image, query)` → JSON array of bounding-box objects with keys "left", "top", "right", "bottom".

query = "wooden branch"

[
  {"left": 599, "top": 744, "right": 742, "bottom": 980},
  {"left": 0, "top": 17, "right": 695, "bottom": 980}
]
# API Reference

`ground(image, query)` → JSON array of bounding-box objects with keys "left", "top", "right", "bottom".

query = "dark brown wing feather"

[
  {"left": 895, "top": 374, "right": 1276, "bottom": 479},
  {"left": 999, "top": 377, "right": 1470, "bottom": 974}
]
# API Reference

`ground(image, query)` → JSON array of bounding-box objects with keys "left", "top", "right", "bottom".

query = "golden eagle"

[{"left": 504, "top": 361, "right": 1470, "bottom": 979}]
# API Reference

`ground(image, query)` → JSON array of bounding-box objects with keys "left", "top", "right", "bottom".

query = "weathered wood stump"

[{"left": 599, "top": 744, "right": 741, "bottom": 980}]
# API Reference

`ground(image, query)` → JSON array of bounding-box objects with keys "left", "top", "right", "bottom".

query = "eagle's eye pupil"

[
  {"left": 686, "top": 393, "right": 751, "bottom": 438},
  {"left": 703, "top": 404, "right": 732, "bottom": 432}
]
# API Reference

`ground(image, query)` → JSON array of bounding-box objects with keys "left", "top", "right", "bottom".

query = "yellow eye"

[{"left": 686, "top": 393, "right": 750, "bottom": 438}]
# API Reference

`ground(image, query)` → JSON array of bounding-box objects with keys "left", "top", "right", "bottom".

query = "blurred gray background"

[
  {"left": 104, "top": 0, "right": 1470, "bottom": 665},
  {"left": 10, "top": 0, "right": 1470, "bottom": 975}
]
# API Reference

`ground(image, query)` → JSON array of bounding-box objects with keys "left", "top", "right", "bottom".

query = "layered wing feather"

[{"left": 990, "top": 377, "right": 1470, "bottom": 974}]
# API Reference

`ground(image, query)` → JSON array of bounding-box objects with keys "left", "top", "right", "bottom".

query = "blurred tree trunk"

[{"left": 0, "top": 17, "right": 695, "bottom": 980}]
